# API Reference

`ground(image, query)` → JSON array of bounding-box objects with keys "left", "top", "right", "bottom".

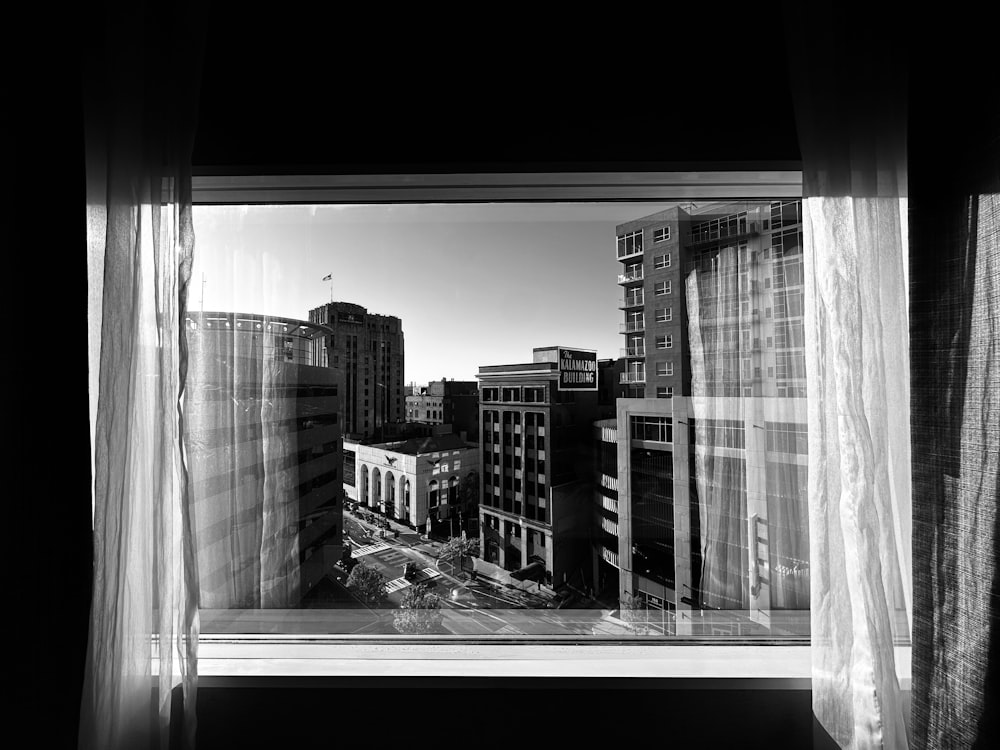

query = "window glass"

[{"left": 189, "top": 196, "right": 811, "bottom": 642}]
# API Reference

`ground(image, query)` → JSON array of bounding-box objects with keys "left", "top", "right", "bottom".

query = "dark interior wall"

[
  {"left": 191, "top": 2, "right": 802, "bottom": 173},
  {"left": 193, "top": 679, "right": 825, "bottom": 750}
]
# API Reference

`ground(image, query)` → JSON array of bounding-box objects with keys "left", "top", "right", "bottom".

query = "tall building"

[
  {"left": 405, "top": 378, "right": 479, "bottom": 440},
  {"left": 308, "top": 301, "right": 405, "bottom": 440},
  {"left": 605, "top": 201, "right": 809, "bottom": 636},
  {"left": 183, "top": 311, "right": 343, "bottom": 609},
  {"left": 477, "top": 346, "right": 603, "bottom": 589}
]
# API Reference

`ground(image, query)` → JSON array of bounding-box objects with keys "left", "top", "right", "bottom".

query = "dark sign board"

[{"left": 557, "top": 347, "right": 598, "bottom": 391}]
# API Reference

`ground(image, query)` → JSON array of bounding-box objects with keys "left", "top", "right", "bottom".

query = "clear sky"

[{"left": 190, "top": 202, "right": 678, "bottom": 385}]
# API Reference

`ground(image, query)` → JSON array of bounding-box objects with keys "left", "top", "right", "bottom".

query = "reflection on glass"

[{"left": 187, "top": 200, "right": 810, "bottom": 639}]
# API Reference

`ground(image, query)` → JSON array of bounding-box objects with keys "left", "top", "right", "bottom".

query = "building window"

[
  {"left": 482, "top": 387, "right": 499, "bottom": 402},
  {"left": 766, "top": 421, "right": 808, "bottom": 454},
  {"left": 656, "top": 386, "right": 673, "bottom": 399},
  {"left": 616, "top": 229, "right": 643, "bottom": 258},
  {"left": 653, "top": 226, "right": 671, "bottom": 243},
  {"left": 656, "top": 362, "right": 674, "bottom": 376},
  {"left": 630, "top": 415, "right": 672, "bottom": 443},
  {"left": 704, "top": 418, "right": 746, "bottom": 449},
  {"left": 654, "top": 253, "right": 671, "bottom": 268},
  {"left": 655, "top": 334, "right": 672, "bottom": 349},
  {"left": 523, "top": 386, "right": 546, "bottom": 403},
  {"left": 654, "top": 280, "right": 671, "bottom": 295},
  {"left": 502, "top": 387, "right": 520, "bottom": 402}
]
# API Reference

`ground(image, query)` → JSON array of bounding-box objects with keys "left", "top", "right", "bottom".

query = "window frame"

[{"left": 189, "top": 168, "right": 812, "bottom": 680}]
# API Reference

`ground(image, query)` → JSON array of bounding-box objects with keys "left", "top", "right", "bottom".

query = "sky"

[{"left": 190, "top": 202, "right": 679, "bottom": 385}]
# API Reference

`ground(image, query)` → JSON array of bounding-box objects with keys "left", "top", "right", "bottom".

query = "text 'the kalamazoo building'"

[
  {"left": 477, "top": 347, "right": 603, "bottom": 588},
  {"left": 599, "top": 201, "right": 810, "bottom": 636}
]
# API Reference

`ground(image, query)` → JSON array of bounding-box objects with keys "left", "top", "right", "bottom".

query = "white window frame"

[
  {"left": 655, "top": 280, "right": 672, "bottom": 295},
  {"left": 653, "top": 226, "right": 671, "bottom": 243},
  {"left": 656, "top": 361, "right": 674, "bottom": 376},
  {"left": 654, "top": 252, "right": 671, "bottom": 268},
  {"left": 190, "top": 169, "right": 818, "bottom": 681}
]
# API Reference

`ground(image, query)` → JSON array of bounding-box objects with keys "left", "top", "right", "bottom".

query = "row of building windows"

[
  {"left": 481, "top": 386, "right": 548, "bottom": 403},
  {"left": 630, "top": 415, "right": 673, "bottom": 443},
  {"left": 766, "top": 422, "right": 808, "bottom": 454}
]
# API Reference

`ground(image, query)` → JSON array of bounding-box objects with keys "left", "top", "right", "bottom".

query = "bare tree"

[
  {"left": 438, "top": 536, "right": 479, "bottom": 578},
  {"left": 620, "top": 591, "right": 653, "bottom": 635}
]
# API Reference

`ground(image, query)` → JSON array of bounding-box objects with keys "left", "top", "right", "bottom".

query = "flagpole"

[{"left": 322, "top": 273, "right": 333, "bottom": 302}]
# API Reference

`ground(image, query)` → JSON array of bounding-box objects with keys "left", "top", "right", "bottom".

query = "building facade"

[
  {"left": 615, "top": 200, "right": 807, "bottom": 400},
  {"left": 183, "top": 311, "right": 343, "bottom": 609},
  {"left": 405, "top": 378, "right": 479, "bottom": 440},
  {"left": 308, "top": 301, "right": 405, "bottom": 440},
  {"left": 478, "top": 346, "right": 602, "bottom": 590},
  {"left": 355, "top": 433, "right": 480, "bottom": 534},
  {"left": 606, "top": 201, "right": 810, "bottom": 636}
]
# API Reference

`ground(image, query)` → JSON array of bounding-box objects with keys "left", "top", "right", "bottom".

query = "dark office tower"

[
  {"left": 477, "top": 347, "right": 601, "bottom": 590},
  {"left": 183, "top": 311, "right": 343, "bottom": 609},
  {"left": 609, "top": 201, "right": 809, "bottom": 637},
  {"left": 308, "top": 301, "right": 405, "bottom": 441}
]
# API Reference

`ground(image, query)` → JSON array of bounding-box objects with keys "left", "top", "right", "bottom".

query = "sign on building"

[{"left": 557, "top": 347, "right": 598, "bottom": 391}]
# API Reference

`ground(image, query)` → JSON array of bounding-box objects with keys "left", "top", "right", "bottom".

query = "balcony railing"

[
  {"left": 621, "top": 346, "right": 646, "bottom": 358},
  {"left": 620, "top": 320, "right": 645, "bottom": 333},
  {"left": 617, "top": 268, "right": 644, "bottom": 284},
  {"left": 619, "top": 292, "right": 644, "bottom": 309},
  {"left": 620, "top": 371, "right": 646, "bottom": 384}
]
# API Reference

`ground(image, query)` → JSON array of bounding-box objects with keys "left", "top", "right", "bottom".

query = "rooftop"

[{"left": 372, "top": 432, "right": 473, "bottom": 456}]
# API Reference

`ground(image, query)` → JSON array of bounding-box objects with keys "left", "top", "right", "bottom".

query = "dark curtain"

[
  {"left": 910, "top": 173, "right": 999, "bottom": 750},
  {"left": 907, "top": 11, "right": 999, "bottom": 747}
]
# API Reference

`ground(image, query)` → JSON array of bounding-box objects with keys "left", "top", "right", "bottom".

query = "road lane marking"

[
  {"left": 350, "top": 542, "right": 391, "bottom": 558},
  {"left": 385, "top": 577, "right": 411, "bottom": 593}
]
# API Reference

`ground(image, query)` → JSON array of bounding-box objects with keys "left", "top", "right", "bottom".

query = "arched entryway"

[
  {"left": 372, "top": 467, "right": 382, "bottom": 512},
  {"left": 385, "top": 471, "right": 396, "bottom": 519}
]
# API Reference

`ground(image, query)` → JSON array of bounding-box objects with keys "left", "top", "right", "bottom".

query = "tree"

[
  {"left": 393, "top": 583, "right": 444, "bottom": 634},
  {"left": 458, "top": 470, "right": 479, "bottom": 509},
  {"left": 620, "top": 591, "right": 653, "bottom": 635},
  {"left": 345, "top": 563, "right": 388, "bottom": 607},
  {"left": 438, "top": 536, "right": 479, "bottom": 578}
]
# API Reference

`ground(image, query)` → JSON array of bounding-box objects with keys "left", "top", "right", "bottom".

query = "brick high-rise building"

[
  {"left": 308, "top": 301, "right": 405, "bottom": 440},
  {"left": 602, "top": 201, "right": 809, "bottom": 636}
]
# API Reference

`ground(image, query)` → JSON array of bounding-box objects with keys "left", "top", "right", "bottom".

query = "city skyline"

[{"left": 190, "top": 202, "right": 682, "bottom": 384}]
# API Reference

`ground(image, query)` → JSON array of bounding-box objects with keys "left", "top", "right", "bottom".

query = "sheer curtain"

[
  {"left": 184, "top": 315, "right": 302, "bottom": 609},
  {"left": 81, "top": 5, "right": 206, "bottom": 748},
  {"left": 686, "top": 221, "right": 811, "bottom": 624},
  {"left": 786, "top": 5, "right": 912, "bottom": 747}
]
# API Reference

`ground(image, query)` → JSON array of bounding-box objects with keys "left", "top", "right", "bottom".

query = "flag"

[{"left": 322, "top": 274, "right": 332, "bottom": 281}]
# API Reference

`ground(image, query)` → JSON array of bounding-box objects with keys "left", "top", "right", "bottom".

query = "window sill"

[{"left": 192, "top": 639, "right": 813, "bottom": 685}]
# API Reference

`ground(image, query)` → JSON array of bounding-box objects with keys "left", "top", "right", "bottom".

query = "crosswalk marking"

[
  {"left": 350, "top": 542, "right": 391, "bottom": 558},
  {"left": 385, "top": 577, "right": 411, "bottom": 593},
  {"left": 421, "top": 568, "right": 441, "bottom": 579}
]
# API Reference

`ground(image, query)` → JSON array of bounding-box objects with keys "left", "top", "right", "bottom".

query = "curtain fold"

[
  {"left": 785, "top": 2, "right": 912, "bottom": 747},
  {"left": 82, "top": 4, "right": 206, "bottom": 748}
]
